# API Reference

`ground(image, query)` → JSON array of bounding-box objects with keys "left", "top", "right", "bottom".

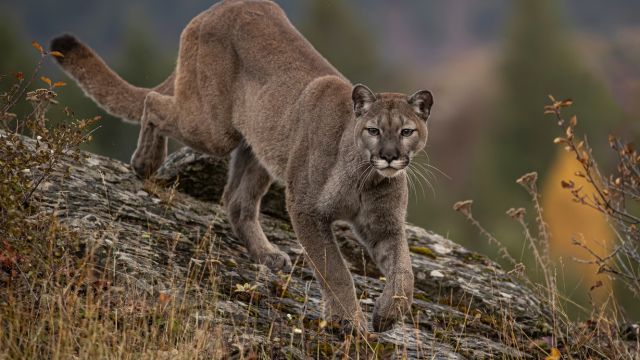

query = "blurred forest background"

[{"left": 1, "top": 0, "right": 639, "bottom": 319}]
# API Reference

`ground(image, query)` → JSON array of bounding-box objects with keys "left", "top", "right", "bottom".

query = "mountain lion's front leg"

[
  {"left": 288, "top": 210, "right": 364, "bottom": 334},
  {"left": 353, "top": 209, "right": 414, "bottom": 332}
]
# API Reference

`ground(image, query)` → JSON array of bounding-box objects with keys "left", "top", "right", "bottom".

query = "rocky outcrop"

[{"left": 32, "top": 143, "right": 552, "bottom": 359}]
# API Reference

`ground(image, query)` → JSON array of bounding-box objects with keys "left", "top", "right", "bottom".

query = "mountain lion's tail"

[{"left": 50, "top": 34, "right": 169, "bottom": 123}]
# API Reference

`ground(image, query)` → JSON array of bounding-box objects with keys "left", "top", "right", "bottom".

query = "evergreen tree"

[
  {"left": 300, "top": 0, "right": 381, "bottom": 87},
  {"left": 0, "top": 18, "right": 33, "bottom": 75},
  {"left": 0, "top": 16, "right": 34, "bottom": 118},
  {"left": 488, "top": 0, "right": 621, "bottom": 188},
  {"left": 474, "top": 0, "right": 623, "bottom": 216}
]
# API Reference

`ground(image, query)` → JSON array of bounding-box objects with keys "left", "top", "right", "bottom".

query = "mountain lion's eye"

[
  {"left": 401, "top": 129, "right": 415, "bottom": 137},
  {"left": 367, "top": 127, "right": 380, "bottom": 136}
]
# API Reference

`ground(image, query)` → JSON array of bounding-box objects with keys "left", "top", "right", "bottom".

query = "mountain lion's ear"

[
  {"left": 352, "top": 84, "right": 377, "bottom": 117},
  {"left": 407, "top": 90, "right": 434, "bottom": 121}
]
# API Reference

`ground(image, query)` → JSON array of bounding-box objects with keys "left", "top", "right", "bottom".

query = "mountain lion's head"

[{"left": 352, "top": 84, "right": 433, "bottom": 178}]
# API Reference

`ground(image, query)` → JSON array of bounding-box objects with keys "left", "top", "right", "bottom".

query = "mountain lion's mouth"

[
  {"left": 373, "top": 162, "right": 407, "bottom": 178},
  {"left": 376, "top": 167, "right": 403, "bottom": 177},
  {"left": 371, "top": 159, "right": 408, "bottom": 177}
]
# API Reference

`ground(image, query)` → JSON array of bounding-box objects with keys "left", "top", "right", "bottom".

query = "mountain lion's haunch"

[{"left": 50, "top": 0, "right": 434, "bottom": 333}]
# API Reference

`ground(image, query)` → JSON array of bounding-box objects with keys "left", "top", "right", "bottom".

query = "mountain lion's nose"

[{"left": 379, "top": 149, "right": 399, "bottom": 163}]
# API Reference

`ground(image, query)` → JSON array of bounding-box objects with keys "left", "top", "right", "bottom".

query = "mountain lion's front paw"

[
  {"left": 253, "top": 247, "right": 292, "bottom": 272},
  {"left": 323, "top": 303, "right": 365, "bottom": 337},
  {"left": 371, "top": 272, "right": 414, "bottom": 332},
  {"left": 372, "top": 296, "right": 403, "bottom": 332},
  {"left": 325, "top": 315, "right": 367, "bottom": 338}
]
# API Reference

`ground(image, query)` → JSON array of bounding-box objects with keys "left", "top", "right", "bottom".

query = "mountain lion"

[{"left": 50, "top": 0, "right": 433, "bottom": 333}]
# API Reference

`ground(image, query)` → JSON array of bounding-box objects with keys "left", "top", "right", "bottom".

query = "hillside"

[{"left": 3, "top": 132, "right": 556, "bottom": 358}]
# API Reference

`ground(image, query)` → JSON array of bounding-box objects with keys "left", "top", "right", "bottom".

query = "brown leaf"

[
  {"left": 589, "top": 280, "right": 603, "bottom": 292},
  {"left": 31, "top": 40, "right": 44, "bottom": 53},
  {"left": 53, "top": 81, "right": 66, "bottom": 88},
  {"left": 560, "top": 99, "right": 573, "bottom": 107},
  {"left": 560, "top": 180, "right": 574, "bottom": 189},
  {"left": 0, "top": 240, "right": 22, "bottom": 273},
  {"left": 158, "top": 293, "right": 172, "bottom": 305},
  {"left": 40, "top": 76, "right": 52, "bottom": 86},
  {"left": 624, "top": 143, "right": 634, "bottom": 154}
]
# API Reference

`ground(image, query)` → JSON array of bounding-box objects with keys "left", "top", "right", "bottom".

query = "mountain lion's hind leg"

[
  {"left": 130, "top": 91, "right": 173, "bottom": 178},
  {"left": 222, "top": 143, "right": 292, "bottom": 271}
]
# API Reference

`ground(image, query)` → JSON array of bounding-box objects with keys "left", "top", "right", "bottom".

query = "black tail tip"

[{"left": 50, "top": 34, "right": 80, "bottom": 62}]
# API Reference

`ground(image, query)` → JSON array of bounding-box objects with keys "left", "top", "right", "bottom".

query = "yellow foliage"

[{"left": 542, "top": 149, "right": 612, "bottom": 299}]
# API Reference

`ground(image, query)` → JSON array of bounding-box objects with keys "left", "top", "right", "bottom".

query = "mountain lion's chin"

[{"left": 377, "top": 167, "right": 403, "bottom": 178}]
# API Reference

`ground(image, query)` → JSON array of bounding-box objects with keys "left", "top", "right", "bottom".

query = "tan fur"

[{"left": 51, "top": 0, "right": 433, "bottom": 333}]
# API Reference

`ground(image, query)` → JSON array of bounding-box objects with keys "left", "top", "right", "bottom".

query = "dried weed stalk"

[{"left": 453, "top": 96, "right": 639, "bottom": 359}]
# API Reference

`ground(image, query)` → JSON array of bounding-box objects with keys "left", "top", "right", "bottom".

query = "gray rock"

[{"left": 30, "top": 141, "right": 551, "bottom": 359}]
